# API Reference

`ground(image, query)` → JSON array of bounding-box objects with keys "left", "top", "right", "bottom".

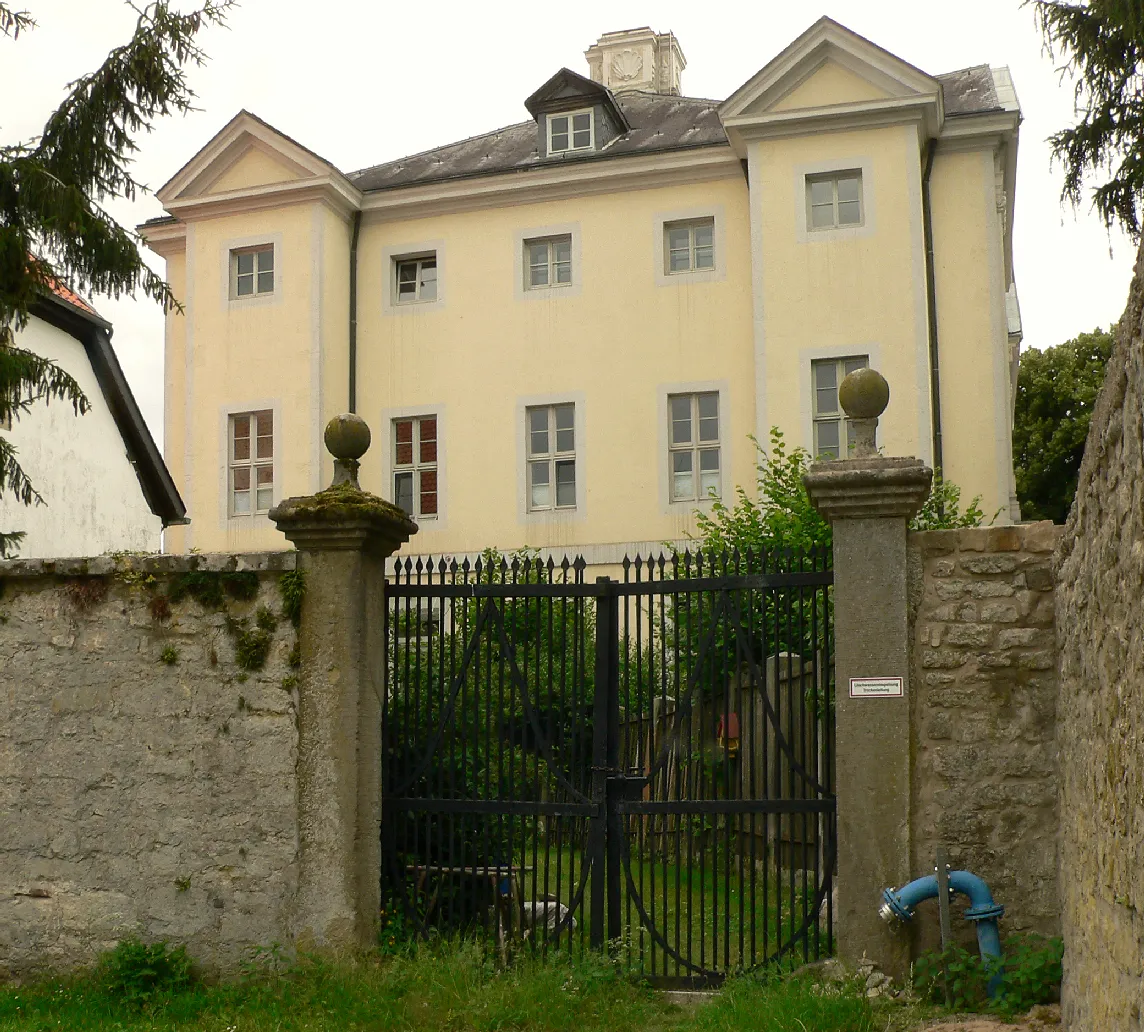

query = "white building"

[{"left": 0, "top": 285, "right": 185, "bottom": 558}]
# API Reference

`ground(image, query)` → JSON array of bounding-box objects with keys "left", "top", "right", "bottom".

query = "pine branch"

[
  {"left": 0, "top": 0, "right": 234, "bottom": 535},
  {"left": 1027, "top": 0, "right": 1144, "bottom": 235},
  {"left": 0, "top": 341, "right": 89, "bottom": 424},
  {"left": 0, "top": 3, "right": 34, "bottom": 39}
]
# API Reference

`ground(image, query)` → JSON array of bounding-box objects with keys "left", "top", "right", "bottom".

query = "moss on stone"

[{"left": 273, "top": 482, "right": 415, "bottom": 529}]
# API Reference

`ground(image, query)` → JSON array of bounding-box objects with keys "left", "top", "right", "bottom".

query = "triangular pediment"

[
  {"left": 720, "top": 17, "right": 940, "bottom": 122},
  {"left": 157, "top": 110, "right": 346, "bottom": 205}
]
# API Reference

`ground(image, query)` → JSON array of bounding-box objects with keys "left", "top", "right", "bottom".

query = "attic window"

[{"left": 547, "top": 109, "right": 594, "bottom": 154}]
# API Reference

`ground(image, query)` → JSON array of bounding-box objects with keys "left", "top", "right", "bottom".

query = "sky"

[{"left": 2, "top": 0, "right": 1139, "bottom": 450}]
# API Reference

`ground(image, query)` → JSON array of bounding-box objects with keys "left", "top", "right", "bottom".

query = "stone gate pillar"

[
  {"left": 803, "top": 370, "right": 931, "bottom": 979},
  {"left": 270, "top": 415, "right": 416, "bottom": 951}
]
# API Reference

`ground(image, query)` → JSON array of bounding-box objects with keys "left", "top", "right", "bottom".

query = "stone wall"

[
  {"left": 1055, "top": 247, "right": 1144, "bottom": 1031},
  {"left": 0, "top": 552, "right": 300, "bottom": 978},
  {"left": 907, "top": 522, "right": 1062, "bottom": 955}
]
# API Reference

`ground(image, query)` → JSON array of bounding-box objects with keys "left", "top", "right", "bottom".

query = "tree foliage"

[
  {"left": 1013, "top": 327, "right": 1114, "bottom": 524},
  {"left": 1028, "top": 0, "right": 1144, "bottom": 235},
  {"left": 0, "top": 0, "right": 232, "bottom": 555},
  {"left": 692, "top": 428, "right": 989, "bottom": 559}
]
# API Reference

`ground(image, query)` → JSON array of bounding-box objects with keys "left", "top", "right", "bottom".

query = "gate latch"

[{"left": 607, "top": 771, "right": 649, "bottom": 801}]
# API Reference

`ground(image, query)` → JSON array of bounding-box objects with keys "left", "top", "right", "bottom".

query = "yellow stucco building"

[{"left": 142, "top": 18, "right": 1023, "bottom": 563}]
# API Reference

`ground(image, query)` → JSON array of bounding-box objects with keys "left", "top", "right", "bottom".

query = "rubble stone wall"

[
  {"left": 0, "top": 553, "right": 300, "bottom": 978},
  {"left": 908, "top": 523, "right": 1063, "bottom": 956},
  {"left": 1055, "top": 248, "right": 1144, "bottom": 1031}
]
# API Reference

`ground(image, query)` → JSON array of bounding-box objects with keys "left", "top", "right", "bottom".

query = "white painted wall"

[{"left": 0, "top": 316, "right": 161, "bottom": 558}]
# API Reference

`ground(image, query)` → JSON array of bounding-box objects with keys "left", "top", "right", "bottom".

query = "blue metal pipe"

[{"left": 880, "top": 871, "right": 1005, "bottom": 994}]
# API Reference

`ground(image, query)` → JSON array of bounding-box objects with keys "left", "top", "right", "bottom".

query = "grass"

[
  {"left": 0, "top": 943, "right": 885, "bottom": 1032},
  {"left": 398, "top": 832, "right": 827, "bottom": 980}
]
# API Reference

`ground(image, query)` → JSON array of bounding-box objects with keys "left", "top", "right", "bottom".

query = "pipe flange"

[
  {"left": 880, "top": 888, "right": 915, "bottom": 923},
  {"left": 964, "top": 902, "right": 1005, "bottom": 923}
]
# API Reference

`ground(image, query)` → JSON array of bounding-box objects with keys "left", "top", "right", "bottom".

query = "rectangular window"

[
  {"left": 527, "top": 403, "right": 576, "bottom": 511},
  {"left": 664, "top": 218, "right": 715, "bottom": 274},
  {"left": 392, "top": 415, "right": 438, "bottom": 519},
  {"left": 229, "top": 410, "right": 274, "bottom": 516},
  {"left": 231, "top": 245, "right": 274, "bottom": 298},
  {"left": 812, "top": 356, "right": 869, "bottom": 458},
  {"left": 806, "top": 171, "right": 863, "bottom": 231},
  {"left": 668, "top": 393, "right": 720, "bottom": 502},
  {"left": 525, "top": 235, "right": 573, "bottom": 290},
  {"left": 547, "top": 109, "right": 594, "bottom": 153},
  {"left": 394, "top": 254, "right": 437, "bottom": 304}
]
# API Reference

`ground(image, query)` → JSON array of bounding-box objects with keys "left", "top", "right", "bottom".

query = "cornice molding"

[
  {"left": 138, "top": 219, "right": 187, "bottom": 257},
  {"left": 164, "top": 175, "right": 363, "bottom": 223},
  {"left": 724, "top": 96, "right": 940, "bottom": 151},
  {"left": 357, "top": 146, "right": 741, "bottom": 220}
]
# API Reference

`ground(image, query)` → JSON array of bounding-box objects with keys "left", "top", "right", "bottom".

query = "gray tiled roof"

[
  {"left": 349, "top": 67, "right": 1005, "bottom": 194},
  {"left": 348, "top": 92, "right": 726, "bottom": 193}
]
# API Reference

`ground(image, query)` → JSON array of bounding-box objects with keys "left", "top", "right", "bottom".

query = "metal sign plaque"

[{"left": 849, "top": 676, "right": 904, "bottom": 698}]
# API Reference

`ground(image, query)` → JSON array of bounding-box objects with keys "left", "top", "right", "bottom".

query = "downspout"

[
  {"left": 881, "top": 870, "right": 1005, "bottom": 995},
  {"left": 348, "top": 210, "right": 362, "bottom": 414},
  {"left": 921, "top": 138, "right": 943, "bottom": 479}
]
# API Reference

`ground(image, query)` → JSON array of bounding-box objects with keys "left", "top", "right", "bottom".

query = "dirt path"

[{"left": 912, "top": 1005, "right": 1061, "bottom": 1032}]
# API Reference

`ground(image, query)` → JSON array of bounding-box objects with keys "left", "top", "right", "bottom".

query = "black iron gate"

[{"left": 382, "top": 549, "right": 835, "bottom": 985}]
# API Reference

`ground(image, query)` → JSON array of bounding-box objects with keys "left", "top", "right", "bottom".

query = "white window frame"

[
  {"left": 393, "top": 253, "right": 438, "bottom": 305},
  {"left": 227, "top": 409, "right": 275, "bottom": 517},
  {"left": 667, "top": 392, "right": 721, "bottom": 503},
  {"left": 805, "top": 170, "right": 864, "bottom": 232},
  {"left": 663, "top": 217, "right": 716, "bottom": 276},
  {"left": 526, "top": 403, "right": 577, "bottom": 512},
  {"left": 546, "top": 108, "right": 595, "bottom": 154},
  {"left": 230, "top": 245, "right": 275, "bottom": 299},
  {"left": 392, "top": 414, "right": 439, "bottom": 520},
  {"left": 811, "top": 355, "right": 869, "bottom": 459},
  {"left": 524, "top": 235, "right": 573, "bottom": 291}
]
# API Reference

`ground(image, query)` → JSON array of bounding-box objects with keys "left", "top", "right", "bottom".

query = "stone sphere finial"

[
  {"left": 835, "top": 368, "right": 889, "bottom": 459},
  {"left": 324, "top": 413, "right": 371, "bottom": 489},
  {"left": 838, "top": 368, "right": 890, "bottom": 420}
]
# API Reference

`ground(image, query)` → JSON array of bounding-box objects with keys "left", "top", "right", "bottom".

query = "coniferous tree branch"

[
  {"left": 0, "top": 4, "right": 34, "bottom": 39},
  {"left": 1027, "top": 0, "right": 1144, "bottom": 236},
  {"left": 0, "top": 0, "right": 234, "bottom": 555}
]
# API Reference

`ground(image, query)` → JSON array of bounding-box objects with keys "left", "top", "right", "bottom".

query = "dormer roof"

[{"left": 524, "top": 67, "right": 630, "bottom": 132}]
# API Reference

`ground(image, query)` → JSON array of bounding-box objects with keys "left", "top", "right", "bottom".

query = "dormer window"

[{"left": 547, "top": 109, "right": 594, "bottom": 153}]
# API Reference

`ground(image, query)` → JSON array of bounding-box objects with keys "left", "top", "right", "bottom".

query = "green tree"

[
  {"left": 0, "top": 0, "right": 232, "bottom": 556},
  {"left": 1013, "top": 327, "right": 1114, "bottom": 524},
  {"left": 1028, "top": 0, "right": 1144, "bottom": 235}
]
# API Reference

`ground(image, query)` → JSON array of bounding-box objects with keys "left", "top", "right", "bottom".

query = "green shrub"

[
  {"left": 159, "top": 645, "right": 178, "bottom": 666},
  {"left": 96, "top": 939, "right": 194, "bottom": 1005},
  {"left": 913, "top": 934, "right": 1063, "bottom": 1016}
]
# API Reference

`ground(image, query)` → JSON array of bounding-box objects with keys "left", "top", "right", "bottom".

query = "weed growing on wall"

[
  {"left": 159, "top": 645, "right": 178, "bottom": 666},
  {"left": 167, "top": 570, "right": 259, "bottom": 609},
  {"left": 63, "top": 576, "right": 108, "bottom": 611},
  {"left": 279, "top": 568, "right": 305, "bottom": 627}
]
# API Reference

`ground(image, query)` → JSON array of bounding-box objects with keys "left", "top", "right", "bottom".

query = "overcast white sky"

[{"left": 2, "top": 0, "right": 1138, "bottom": 449}]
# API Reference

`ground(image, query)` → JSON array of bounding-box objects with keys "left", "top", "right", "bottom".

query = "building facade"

[
  {"left": 0, "top": 286, "right": 186, "bottom": 558},
  {"left": 142, "top": 18, "right": 1023, "bottom": 563}
]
